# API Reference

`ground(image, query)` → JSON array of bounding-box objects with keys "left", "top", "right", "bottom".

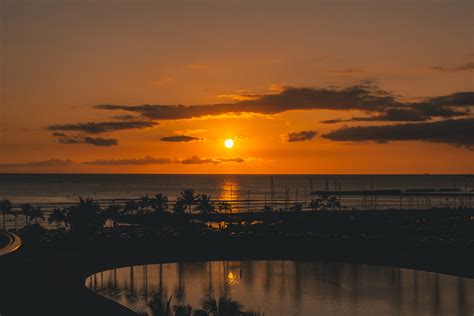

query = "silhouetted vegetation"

[{"left": 146, "top": 294, "right": 263, "bottom": 316}]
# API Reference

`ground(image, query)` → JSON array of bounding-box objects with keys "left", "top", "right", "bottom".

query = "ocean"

[{"left": 0, "top": 174, "right": 472, "bottom": 210}]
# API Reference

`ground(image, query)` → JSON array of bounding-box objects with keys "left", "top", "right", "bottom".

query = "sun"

[{"left": 224, "top": 138, "right": 234, "bottom": 149}]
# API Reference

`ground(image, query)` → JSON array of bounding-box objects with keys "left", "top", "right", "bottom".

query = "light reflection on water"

[{"left": 86, "top": 261, "right": 473, "bottom": 316}]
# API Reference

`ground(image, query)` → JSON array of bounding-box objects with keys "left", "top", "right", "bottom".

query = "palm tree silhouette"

[
  {"left": 124, "top": 200, "right": 139, "bottom": 216},
  {"left": 48, "top": 208, "right": 67, "bottom": 229},
  {"left": 174, "top": 304, "right": 192, "bottom": 316},
  {"left": 20, "top": 203, "right": 33, "bottom": 227},
  {"left": 195, "top": 295, "right": 243, "bottom": 316},
  {"left": 172, "top": 200, "right": 186, "bottom": 216},
  {"left": 68, "top": 197, "right": 103, "bottom": 236},
  {"left": 153, "top": 193, "right": 169, "bottom": 214},
  {"left": 218, "top": 201, "right": 232, "bottom": 214},
  {"left": 11, "top": 209, "right": 21, "bottom": 231},
  {"left": 178, "top": 189, "right": 198, "bottom": 214},
  {"left": 196, "top": 195, "right": 215, "bottom": 215},
  {"left": 30, "top": 207, "right": 44, "bottom": 225},
  {"left": 139, "top": 195, "right": 151, "bottom": 215},
  {"left": 0, "top": 199, "right": 12, "bottom": 230},
  {"left": 148, "top": 294, "right": 173, "bottom": 316}
]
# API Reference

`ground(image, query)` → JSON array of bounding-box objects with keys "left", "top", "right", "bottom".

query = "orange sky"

[{"left": 0, "top": 0, "right": 473, "bottom": 174}]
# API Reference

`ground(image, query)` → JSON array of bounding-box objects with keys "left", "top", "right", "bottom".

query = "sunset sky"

[{"left": 0, "top": 0, "right": 473, "bottom": 174}]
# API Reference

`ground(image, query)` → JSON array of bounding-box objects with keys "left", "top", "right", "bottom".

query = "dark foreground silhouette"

[{"left": 0, "top": 195, "right": 473, "bottom": 315}]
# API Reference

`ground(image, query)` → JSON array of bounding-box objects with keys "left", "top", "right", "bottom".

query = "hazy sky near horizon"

[{"left": 0, "top": 0, "right": 473, "bottom": 173}]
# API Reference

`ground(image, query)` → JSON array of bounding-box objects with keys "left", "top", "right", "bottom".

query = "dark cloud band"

[
  {"left": 48, "top": 121, "right": 156, "bottom": 134},
  {"left": 287, "top": 130, "right": 317, "bottom": 142},
  {"left": 160, "top": 135, "right": 203, "bottom": 142},
  {"left": 322, "top": 118, "right": 474, "bottom": 148},
  {"left": 95, "top": 86, "right": 473, "bottom": 123}
]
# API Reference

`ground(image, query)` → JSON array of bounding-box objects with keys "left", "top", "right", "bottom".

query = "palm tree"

[
  {"left": 123, "top": 200, "right": 139, "bottom": 216},
  {"left": 178, "top": 189, "right": 198, "bottom": 214},
  {"left": 139, "top": 195, "right": 151, "bottom": 215},
  {"left": 196, "top": 295, "right": 242, "bottom": 316},
  {"left": 20, "top": 203, "right": 33, "bottom": 227},
  {"left": 11, "top": 210, "right": 21, "bottom": 231},
  {"left": 153, "top": 193, "right": 169, "bottom": 214},
  {"left": 48, "top": 208, "right": 67, "bottom": 229},
  {"left": 68, "top": 197, "right": 103, "bottom": 236},
  {"left": 196, "top": 195, "right": 215, "bottom": 215},
  {"left": 174, "top": 304, "right": 192, "bottom": 316},
  {"left": 0, "top": 199, "right": 12, "bottom": 230},
  {"left": 30, "top": 207, "right": 45, "bottom": 225},
  {"left": 218, "top": 201, "right": 231, "bottom": 214},
  {"left": 173, "top": 200, "right": 186, "bottom": 216},
  {"left": 148, "top": 294, "right": 173, "bottom": 316}
]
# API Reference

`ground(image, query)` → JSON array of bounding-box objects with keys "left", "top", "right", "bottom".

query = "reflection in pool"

[{"left": 86, "top": 261, "right": 473, "bottom": 316}]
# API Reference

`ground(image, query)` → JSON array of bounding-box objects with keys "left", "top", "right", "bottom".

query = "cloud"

[
  {"left": 112, "top": 115, "right": 139, "bottom": 121},
  {"left": 431, "top": 62, "right": 474, "bottom": 72},
  {"left": 53, "top": 133, "right": 118, "bottom": 147},
  {"left": 179, "top": 155, "right": 245, "bottom": 164},
  {"left": 217, "top": 157, "right": 245, "bottom": 163},
  {"left": 94, "top": 85, "right": 473, "bottom": 123},
  {"left": 160, "top": 135, "right": 203, "bottom": 142},
  {"left": 95, "top": 85, "right": 401, "bottom": 119},
  {"left": 287, "top": 130, "right": 317, "bottom": 142},
  {"left": 322, "top": 118, "right": 474, "bottom": 149},
  {"left": 83, "top": 156, "right": 173, "bottom": 165},
  {"left": 322, "top": 91, "right": 473, "bottom": 123},
  {"left": 48, "top": 120, "right": 157, "bottom": 134},
  {"left": 180, "top": 155, "right": 220, "bottom": 165},
  {"left": 0, "top": 159, "right": 75, "bottom": 168}
]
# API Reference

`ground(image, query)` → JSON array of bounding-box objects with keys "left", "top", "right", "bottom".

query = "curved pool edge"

[
  {"left": 0, "top": 231, "right": 22, "bottom": 257},
  {"left": 1, "top": 237, "right": 472, "bottom": 315}
]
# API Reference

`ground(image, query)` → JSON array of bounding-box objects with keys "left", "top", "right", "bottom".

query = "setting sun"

[{"left": 224, "top": 138, "right": 234, "bottom": 149}]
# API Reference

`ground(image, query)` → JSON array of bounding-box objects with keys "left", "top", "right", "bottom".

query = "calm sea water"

[
  {"left": 86, "top": 260, "right": 474, "bottom": 316},
  {"left": 0, "top": 174, "right": 472, "bottom": 210}
]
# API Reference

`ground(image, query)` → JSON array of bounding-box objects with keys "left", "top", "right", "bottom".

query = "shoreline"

[{"left": 1, "top": 236, "right": 473, "bottom": 315}]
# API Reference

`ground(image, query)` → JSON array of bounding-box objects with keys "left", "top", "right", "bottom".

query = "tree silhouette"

[
  {"left": 178, "top": 189, "right": 198, "bottom": 214},
  {"left": 139, "top": 195, "right": 152, "bottom": 215},
  {"left": 196, "top": 295, "right": 243, "bottom": 316},
  {"left": 196, "top": 195, "right": 215, "bottom": 215},
  {"left": 218, "top": 201, "right": 232, "bottom": 214},
  {"left": 148, "top": 294, "right": 173, "bottom": 316},
  {"left": 0, "top": 199, "right": 12, "bottom": 230},
  {"left": 20, "top": 203, "right": 33, "bottom": 227},
  {"left": 173, "top": 200, "right": 186, "bottom": 216},
  {"left": 30, "top": 207, "right": 45, "bottom": 225},
  {"left": 153, "top": 193, "right": 169, "bottom": 214},
  {"left": 123, "top": 200, "right": 139, "bottom": 216},
  {"left": 11, "top": 209, "right": 21, "bottom": 231},
  {"left": 68, "top": 197, "right": 103, "bottom": 237},
  {"left": 174, "top": 304, "right": 192, "bottom": 316},
  {"left": 48, "top": 208, "right": 68, "bottom": 229}
]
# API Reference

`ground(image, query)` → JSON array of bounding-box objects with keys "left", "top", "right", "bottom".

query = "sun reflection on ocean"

[{"left": 218, "top": 178, "right": 240, "bottom": 212}]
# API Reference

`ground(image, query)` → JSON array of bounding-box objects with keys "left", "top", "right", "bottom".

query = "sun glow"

[{"left": 224, "top": 138, "right": 234, "bottom": 149}]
